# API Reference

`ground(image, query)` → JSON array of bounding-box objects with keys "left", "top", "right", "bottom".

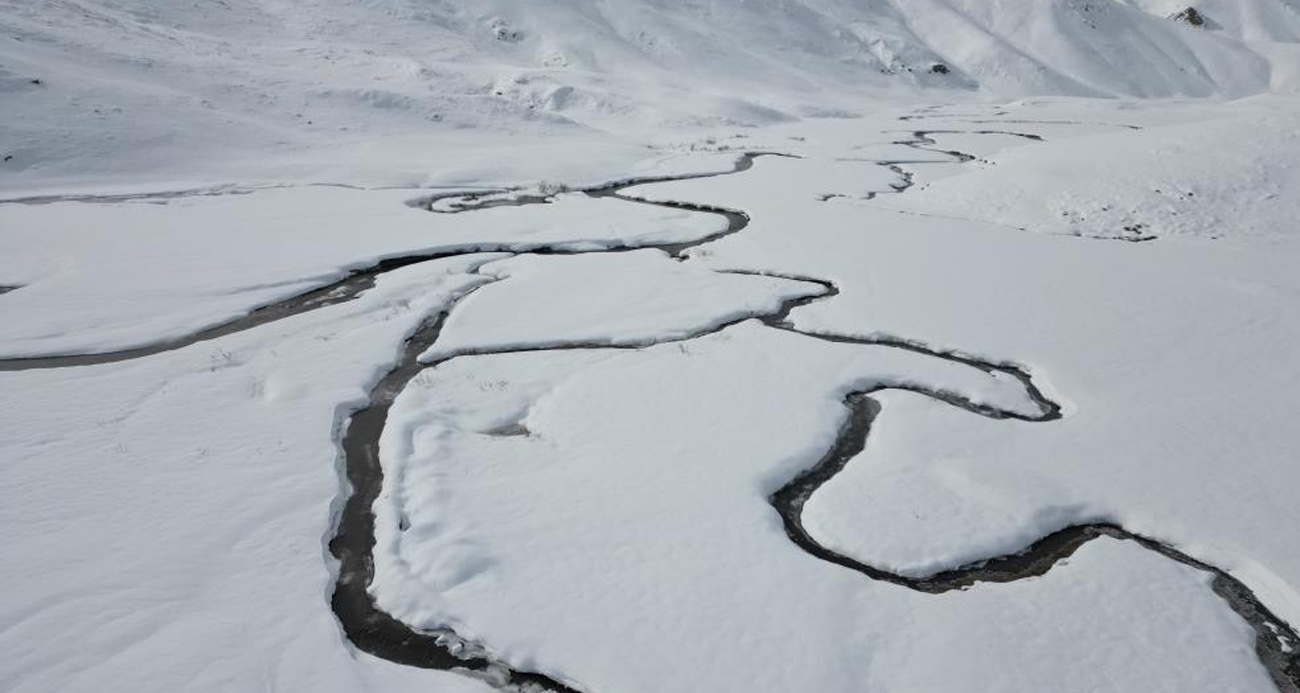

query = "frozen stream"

[
  {"left": 334, "top": 132, "right": 1300, "bottom": 691},
  {"left": 4, "top": 127, "right": 1297, "bottom": 692}
]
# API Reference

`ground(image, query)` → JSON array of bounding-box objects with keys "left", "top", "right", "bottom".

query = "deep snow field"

[{"left": 5, "top": 2, "right": 1300, "bottom": 692}]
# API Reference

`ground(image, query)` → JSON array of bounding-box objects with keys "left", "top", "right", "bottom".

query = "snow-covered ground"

[
  {"left": 0, "top": 175, "right": 729, "bottom": 358},
  {"left": 4, "top": 2, "right": 1300, "bottom": 693},
  {"left": 6, "top": 0, "right": 1300, "bottom": 189},
  {"left": 373, "top": 325, "right": 1272, "bottom": 692},
  {"left": 1, "top": 257, "right": 504, "bottom": 693},
  {"left": 635, "top": 100, "right": 1300, "bottom": 625}
]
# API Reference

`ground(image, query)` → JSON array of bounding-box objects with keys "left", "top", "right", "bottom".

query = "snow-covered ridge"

[{"left": 4, "top": 0, "right": 1300, "bottom": 187}]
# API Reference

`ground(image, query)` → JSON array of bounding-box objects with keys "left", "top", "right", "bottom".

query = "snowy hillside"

[{"left": 4, "top": 0, "right": 1300, "bottom": 187}]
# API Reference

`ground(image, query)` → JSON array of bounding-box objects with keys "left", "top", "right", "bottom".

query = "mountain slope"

[{"left": 2, "top": 0, "right": 1298, "bottom": 187}]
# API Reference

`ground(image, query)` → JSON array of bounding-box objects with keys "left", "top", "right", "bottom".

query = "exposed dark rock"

[{"left": 1170, "top": 7, "right": 1206, "bottom": 27}]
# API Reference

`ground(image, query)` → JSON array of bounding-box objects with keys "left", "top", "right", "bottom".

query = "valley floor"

[{"left": 4, "top": 97, "right": 1300, "bottom": 692}]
